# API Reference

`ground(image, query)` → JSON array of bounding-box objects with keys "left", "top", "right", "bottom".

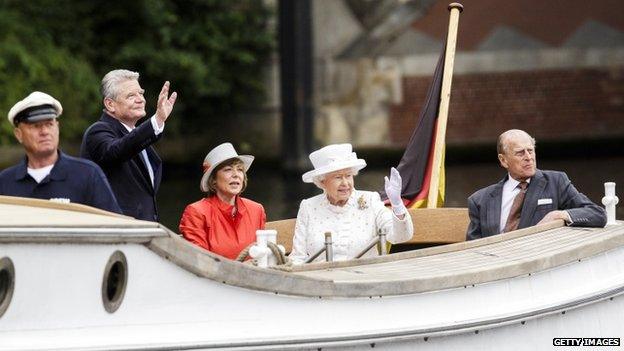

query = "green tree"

[
  {"left": 0, "top": 0, "right": 273, "bottom": 144},
  {"left": 0, "top": 6, "right": 100, "bottom": 144}
]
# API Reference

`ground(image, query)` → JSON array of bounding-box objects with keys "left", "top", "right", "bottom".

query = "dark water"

[{"left": 158, "top": 156, "right": 624, "bottom": 231}]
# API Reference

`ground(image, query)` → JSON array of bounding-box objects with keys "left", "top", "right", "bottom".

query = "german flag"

[{"left": 387, "top": 46, "right": 446, "bottom": 209}]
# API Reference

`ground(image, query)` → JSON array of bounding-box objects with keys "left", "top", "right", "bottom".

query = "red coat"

[{"left": 179, "top": 196, "right": 266, "bottom": 259}]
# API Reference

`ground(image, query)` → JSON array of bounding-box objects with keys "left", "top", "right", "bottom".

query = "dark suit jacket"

[
  {"left": 80, "top": 112, "right": 162, "bottom": 221},
  {"left": 466, "top": 170, "right": 606, "bottom": 240}
]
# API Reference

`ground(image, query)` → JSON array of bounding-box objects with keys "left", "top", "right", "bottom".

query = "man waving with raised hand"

[{"left": 81, "top": 69, "right": 177, "bottom": 221}]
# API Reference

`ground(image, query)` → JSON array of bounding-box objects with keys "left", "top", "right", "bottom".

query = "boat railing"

[
  {"left": 354, "top": 229, "right": 388, "bottom": 259},
  {"left": 305, "top": 232, "right": 334, "bottom": 263},
  {"left": 301, "top": 228, "right": 389, "bottom": 263},
  {"left": 267, "top": 207, "right": 471, "bottom": 255}
]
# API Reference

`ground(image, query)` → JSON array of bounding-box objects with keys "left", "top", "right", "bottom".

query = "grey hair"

[
  {"left": 497, "top": 129, "right": 536, "bottom": 154},
  {"left": 312, "top": 175, "right": 326, "bottom": 189},
  {"left": 101, "top": 69, "right": 140, "bottom": 100},
  {"left": 312, "top": 169, "right": 359, "bottom": 190}
]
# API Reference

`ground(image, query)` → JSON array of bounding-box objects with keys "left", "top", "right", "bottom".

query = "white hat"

[
  {"left": 200, "top": 143, "right": 254, "bottom": 192},
  {"left": 8, "top": 91, "right": 63, "bottom": 126},
  {"left": 302, "top": 143, "right": 366, "bottom": 183}
]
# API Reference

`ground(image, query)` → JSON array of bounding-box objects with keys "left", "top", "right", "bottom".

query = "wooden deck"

[
  {"left": 292, "top": 223, "right": 624, "bottom": 288},
  {"left": 0, "top": 195, "right": 142, "bottom": 226},
  {"left": 148, "top": 219, "right": 624, "bottom": 297},
  {"left": 0, "top": 196, "right": 166, "bottom": 243}
]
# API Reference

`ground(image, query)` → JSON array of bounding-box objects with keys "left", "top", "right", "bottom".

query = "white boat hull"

[
  {"left": 1, "top": 197, "right": 622, "bottom": 350},
  {"left": 1, "top": 240, "right": 623, "bottom": 350}
]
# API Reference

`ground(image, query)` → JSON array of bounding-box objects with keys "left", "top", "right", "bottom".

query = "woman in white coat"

[{"left": 289, "top": 143, "right": 413, "bottom": 264}]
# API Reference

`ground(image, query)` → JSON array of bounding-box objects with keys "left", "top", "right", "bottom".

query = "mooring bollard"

[
  {"left": 249, "top": 229, "right": 286, "bottom": 267},
  {"left": 250, "top": 229, "right": 280, "bottom": 267},
  {"left": 601, "top": 182, "right": 619, "bottom": 226}
]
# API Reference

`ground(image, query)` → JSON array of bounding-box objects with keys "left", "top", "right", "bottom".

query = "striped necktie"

[{"left": 503, "top": 181, "right": 528, "bottom": 233}]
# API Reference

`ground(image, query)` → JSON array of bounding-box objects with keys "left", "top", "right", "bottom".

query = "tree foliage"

[{"left": 0, "top": 0, "right": 273, "bottom": 144}]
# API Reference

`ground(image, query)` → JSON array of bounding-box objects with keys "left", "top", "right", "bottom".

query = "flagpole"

[{"left": 426, "top": 2, "right": 463, "bottom": 208}]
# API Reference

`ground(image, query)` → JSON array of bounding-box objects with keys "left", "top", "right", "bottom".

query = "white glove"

[{"left": 384, "top": 167, "right": 406, "bottom": 216}]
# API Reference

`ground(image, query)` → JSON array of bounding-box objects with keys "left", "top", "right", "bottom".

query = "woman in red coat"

[{"left": 179, "top": 142, "right": 266, "bottom": 259}]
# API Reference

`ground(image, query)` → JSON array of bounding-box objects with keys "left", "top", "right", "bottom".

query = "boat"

[{"left": 1, "top": 194, "right": 623, "bottom": 350}]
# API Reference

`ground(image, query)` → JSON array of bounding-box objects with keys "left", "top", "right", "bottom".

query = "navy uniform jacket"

[
  {"left": 466, "top": 169, "right": 607, "bottom": 240},
  {"left": 0, "top": 151, "right": 121, "bottom": 213},
  {"left": 80, "top": 112, "right": 162, "bottom": 221}
]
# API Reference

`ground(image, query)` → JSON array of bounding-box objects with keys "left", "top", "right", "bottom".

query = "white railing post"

[
  {"left": 324, "top": 232, "right": 333, "bottom": 262},
  {"left": 601, "top": 182, "right": 619, "bottom": 226}
]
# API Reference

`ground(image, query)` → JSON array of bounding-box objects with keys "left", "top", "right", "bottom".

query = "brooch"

[{"left": 357, "top": 195, "right": 368, "bottom": 210}]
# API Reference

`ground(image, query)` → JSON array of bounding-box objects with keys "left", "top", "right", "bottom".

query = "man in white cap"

[
  {"left": 0, "top": 91, "right": 121, "bottom": 213},
  {"left": 80, "top": 69, "right": 177, "bottom": 221}
]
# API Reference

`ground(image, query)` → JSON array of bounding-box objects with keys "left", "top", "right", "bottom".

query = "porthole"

[
  {"left": 101, "top": 251, "right": 128, "bottom": 313},
  {"left": 0, "top": 257, "right": 15, "bottom": 318}
]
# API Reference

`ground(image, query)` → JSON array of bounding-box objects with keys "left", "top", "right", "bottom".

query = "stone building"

[
  {"left": 236, "top": 0, "right": 624, "bottom": 157},
  {"left": 315, "top": 0, "right": 624, "bottom": 149}
]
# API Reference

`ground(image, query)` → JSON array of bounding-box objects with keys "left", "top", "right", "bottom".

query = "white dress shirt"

[
  {"left": 120, "top": 116, "right": 164, "bottom": 187},
  {"left": 289, "top": 189, "right": 413, "bottom": 264}
]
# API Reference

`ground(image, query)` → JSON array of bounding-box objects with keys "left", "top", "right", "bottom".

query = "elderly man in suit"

[
  {"left": 466, "top": 129, "right": 606, "bottom": 240},
  {"left": 80, "top": 69, "right": 177, "bottom": 221}
]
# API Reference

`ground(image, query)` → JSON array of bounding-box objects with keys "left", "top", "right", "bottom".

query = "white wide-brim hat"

[
  {"left": 200, "top": 142, "right": 254, "bottom": 192},
  {"left": 302, "top": 143, "right": 366, "bottom": 184},
  {"left": 8, "top": 91, "right": 63, "bottom": 126}
]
